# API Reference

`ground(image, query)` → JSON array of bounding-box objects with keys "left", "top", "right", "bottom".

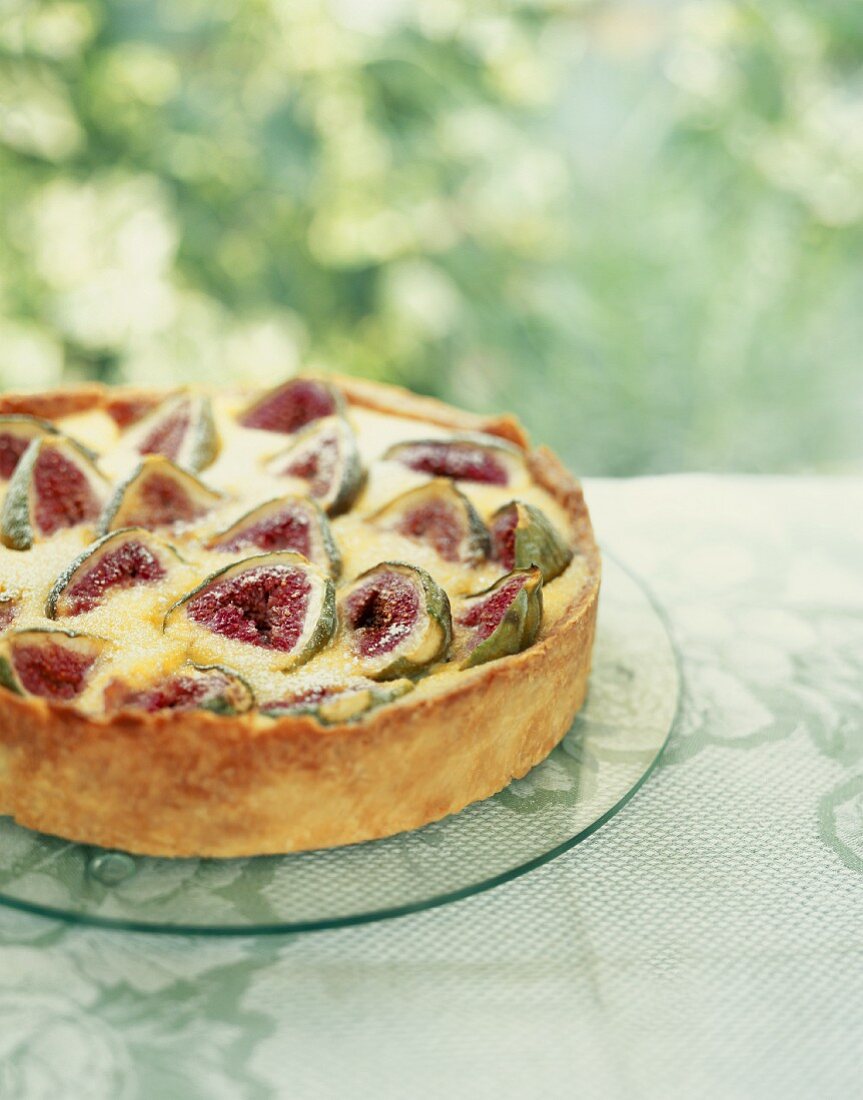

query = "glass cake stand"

[{"left": 0, "top": 554, "right": 679, "bottom": 934}]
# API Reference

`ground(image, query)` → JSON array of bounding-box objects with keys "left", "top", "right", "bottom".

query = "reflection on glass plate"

[{"left": 0, "top": 555, "right": 679, "bottom": 934}]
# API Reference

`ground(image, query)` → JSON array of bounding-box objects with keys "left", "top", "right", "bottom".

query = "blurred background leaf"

[{"left": 0, "top": 0, "right": 861, "bottom": 474}]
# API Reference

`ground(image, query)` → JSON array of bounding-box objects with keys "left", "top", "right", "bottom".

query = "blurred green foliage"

[{"left": 0, "top": 0, "right": 861, "bottom": 473}]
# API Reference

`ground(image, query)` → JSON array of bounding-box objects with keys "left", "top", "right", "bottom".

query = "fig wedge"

[
  {"left": 0, "top": 628, "right": 104, "bottom": 702},
  {"left": 104, "top": 663, "right": 254, "bottom": 716},
  {"left": 265, "top": 416, "right": 363, "bottom": 516},
  {"left": 124, "top": 392, "right": 219, "bottom": 472},
  {"left": 384, "top": 433, "right": 525, "bottom": 487},
  {"left": 208, "top": 496, "right": 341, "bottom": 577},
  {"left": 0, "top": 414, "right": 60, "bottom": 480},
  {"left": 239, "top": 376, "right": 344, "bottom": 435},
  {"left": 261, "top": 678, "right": 414, "bottom": 724},
  {"left": 339, "top": 561, "right": 452, "bottom": 680},
  {"left": 46, "top": 528, "right": 183, "bottom": 618},
  {"left": 454, "top": 567, "right": 543, "bottom": 668},
  {"left": 0, "top": 593, "right": 19, "bottom": 632},
  {"left": 489, "top": 501, "right": 573, "bottom": 583},
  {"left": 100, "top": 455, "right": 223, "bottom": 534},
  {"left": 105, "top": 394, "right": 160, "bottom": 429},
  {"left": 0, "top": 436, "right": 107, "bottom": 549},
  {"left": 370, "top": 479, "right": 489, "bottom": 565},
  {"left": 164, "top": 552, "right": 336, "bottom": 671}
]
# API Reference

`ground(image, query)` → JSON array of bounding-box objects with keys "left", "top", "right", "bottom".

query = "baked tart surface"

[{"left": 0, "top": 377, "right": 600, "bottom": 856}]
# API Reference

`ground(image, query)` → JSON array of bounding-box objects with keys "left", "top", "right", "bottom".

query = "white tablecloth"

[{"left": 1, "top": 476, "right": 861, "bottom": 1099}]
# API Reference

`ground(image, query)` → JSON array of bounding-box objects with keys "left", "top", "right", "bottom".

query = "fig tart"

[{"left": 0, "top": 376, "right": 600, "bottom": 856}]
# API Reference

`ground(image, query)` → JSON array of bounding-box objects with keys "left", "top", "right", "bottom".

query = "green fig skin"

[
  {"left": 45, "top": 527, "right": 184, "bottom": 619},
  {"left": 261, "top": 678, "right": 415, "bottom": 725},
  {"left": 99, "top": 455, "right": 223, "bottom": 535},
  {"left": 163, "top": 551, "right": 337, "bottom": 672},
  {"left": 457, "top": 567, "right": 543, "bottom": 669},
  {"left": 208, "top": 496, "right": 341, "bottom": 578},
  {"left": 490, "top": 501, "right": 573, "bottom": 583},
  {"left": 370, "top": 479, "right": 489, "bottom": 565},
  {"left": 0, "top": 437, "right": 107, "bottom": 550},
  {"left": 338, "top": 561, "right": 453, "bottom": 681}
]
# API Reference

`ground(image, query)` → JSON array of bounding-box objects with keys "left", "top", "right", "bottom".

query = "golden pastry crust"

[{"left": 0, "top": 378, "right": 600, "bottom": 857}]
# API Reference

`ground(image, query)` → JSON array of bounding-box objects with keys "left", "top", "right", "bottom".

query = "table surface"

[{"left": 1, "top": 475, "right": 860, "bottom": 1100}]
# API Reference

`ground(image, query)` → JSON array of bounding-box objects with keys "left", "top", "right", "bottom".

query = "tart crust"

[{"left": 0, "top": 378, "right": 600, "bottom": 857}]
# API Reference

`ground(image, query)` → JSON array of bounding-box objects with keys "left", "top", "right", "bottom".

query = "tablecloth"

[{"left": 1, "top": 475, "right": 861, "bottom": 1100}]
